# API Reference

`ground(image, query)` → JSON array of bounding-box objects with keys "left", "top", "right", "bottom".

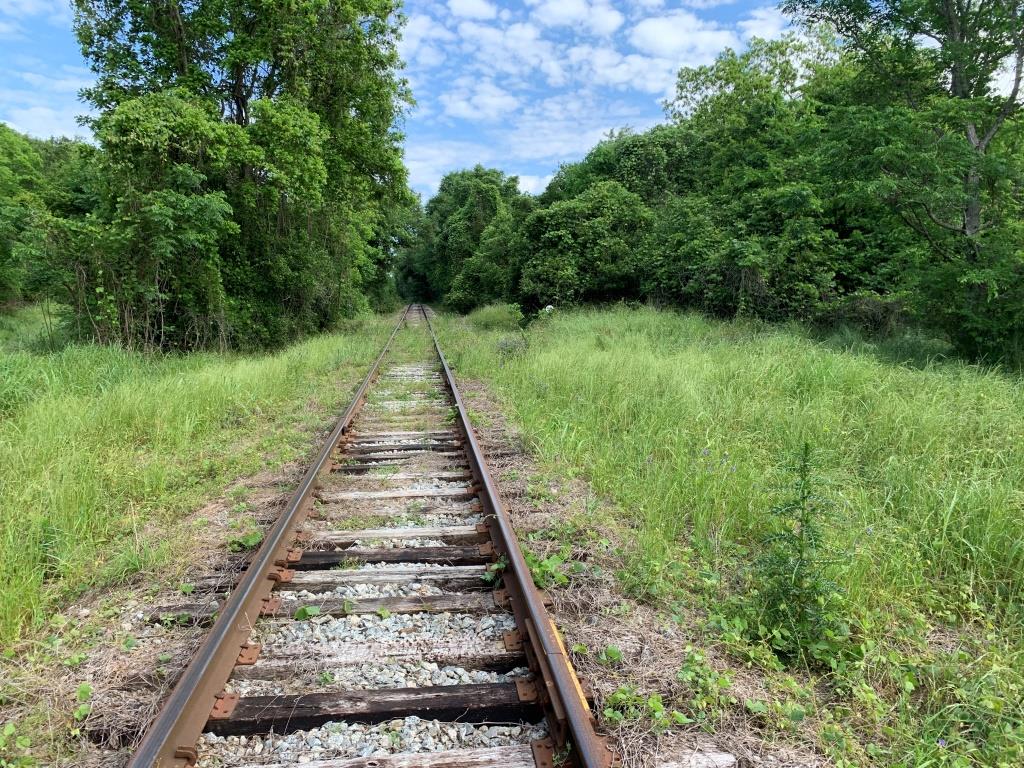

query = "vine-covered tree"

[
  {"left": 62, "top": 0, "right": 411, "bottom": 348},
  {"left": 781, "top": 0, "right": 1024, "bottom": 357}
]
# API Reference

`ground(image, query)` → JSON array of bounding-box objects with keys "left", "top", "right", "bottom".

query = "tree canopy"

[
  {"left": 400, "top": 27, "right": 1024, "bottom": 364},
  {"left": 1, "top": 0, "right": 412, "bottom": 350}
]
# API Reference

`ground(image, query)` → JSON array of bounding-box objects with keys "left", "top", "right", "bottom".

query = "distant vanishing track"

[{"left": 127, "top": 305, "right": 615, "bottom": 768}]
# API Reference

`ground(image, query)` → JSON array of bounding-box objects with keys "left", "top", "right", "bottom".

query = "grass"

[
  {"left": 0, "top": 309, "right": 396, "bottom": 645},
  {"left": 0, "top": 303, "right": 58, "bottom": 355},
  {"left": 438, "top": 304, "right": 1024, "bottom": 766}
]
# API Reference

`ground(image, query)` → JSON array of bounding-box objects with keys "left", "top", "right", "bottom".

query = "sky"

[{"left": 0, "top": 0, "right": 788, "bottom": 197}]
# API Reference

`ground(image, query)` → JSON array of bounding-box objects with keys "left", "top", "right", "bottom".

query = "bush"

[{"left": 466, "top": 303, "right": 524, "bottom": 331}]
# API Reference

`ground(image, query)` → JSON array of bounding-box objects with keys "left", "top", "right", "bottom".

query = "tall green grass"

[
  {"left": 439, "top": 304, "right": 1024, "bottom": 763},
  {"left": 439, "top": 306, "right": 1024, "bottom": 622},
  {"left": 0, "top": 316, "right": 393, "bottom": 644}
]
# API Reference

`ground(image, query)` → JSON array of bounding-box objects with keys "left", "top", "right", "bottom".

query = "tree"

[
  {"left": 520, "top": 181, "right": 652, "bottom": 307},
  {"left": 402, "top": 166, "right": 528, "bottom": 308},
  {"left": 782, "top": 0, "right": 1024, "bottom": 358},
  {"left": 70, "top": 0, "right": 411, "bottom": 348}
]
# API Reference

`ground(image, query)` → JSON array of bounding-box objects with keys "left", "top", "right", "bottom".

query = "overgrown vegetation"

[
  {"left": 439, "top": 306, "right": 1024, "bottom": 766},
  {"left": 1, "top": 0, "right": 410, "bottom": 350},
  {"left": 402, "top": 5, "right": 1024, "bottom": 365},
  {"left": 0, "top": 311, "right": 393, "bottom": 644}
]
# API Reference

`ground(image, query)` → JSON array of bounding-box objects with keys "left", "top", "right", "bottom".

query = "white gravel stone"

[
  {"left": 226, "top": 664, "right": 531, "bottom": 696},
  {"left": 277, "top": 580, "right": 446, "bottom": 601},
  {"left": 254, "top": 611, "right": 516, "bottom": 652},
  {"left": 196, "top": 717, "right": 546, "bottom": 767}
]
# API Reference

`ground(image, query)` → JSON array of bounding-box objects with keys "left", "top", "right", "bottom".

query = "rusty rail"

[
  {"left": 128, "top": 305, "right": 411, "bottom": 768},
  {"left": 128, "top": 303, "right": 614, "bottom": 768},
  {"left": 419, "top": 305, "right": 614, "bottom": 768}
]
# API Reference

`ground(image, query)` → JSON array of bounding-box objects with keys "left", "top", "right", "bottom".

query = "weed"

[
  {"left": 523, "top": 546, "right": 570, "bottom": 589},
  {"left": 0, "top": 721, "right": 32, "bottom": 767},
  {"left": 743, "top": 443, "right": 853, "bottom": 668},
  {"left": 602, "top": 686, "right": 690, "bottom": 730},
  {"left": 317, "top": 671, "right": 335, "bottom": 685},
  {"left": 675, "top": 647, "right": 735, "bottom": 723},
  {"left": 466, "top": 303, "right": 524, "bottom": 331},
  {"left": 0, "top": 315, "right": 393, "bottom": 643},
  {"left": 293, "top": 606, "right": 321, "bottom": 621},
  {"left": 482, "top": 556, "right": 508, "bottom": 584},
  {"left": 596, "top": 645, "right": 623, "bottom": 666},
  {"left": 435, "top": 306, "right": 1024, "bottom": 763},
  {"left": 227, "top": 530, "right": 263, "bottom": 552}
]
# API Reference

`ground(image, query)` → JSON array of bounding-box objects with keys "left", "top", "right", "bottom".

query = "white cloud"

[
  {"left": 405, "top": 139, "right": 496, "bottom": 193},
  {"left": 683, "top": 0, "right": 737, "bottom": 8},
  {"left": 447, "top": 0, "right": 497, "bottom": 20},
  {"left": 0, "top": 0, "right": 71, "bottom": 25},
  {"left": 517, "top": 173, "right": 553, "bottom": 194},
  {"left": 991, "top": 57, "right": 1022, "bottom": 97},
  {"left": 17, "top": 68, "right": 93, "bottom": 94},
  {"left": 2, "top": 105, "right": 88, "bottom": 139},
  {"left": 400, "top": 14, "right": 456, "bottom": 69},
  {"left": 0, "top": 64, "right": 95, "bottom": 139},
  {"left": 440, "top": 77, "right": 520, "bottom": 121},
  {"left": 567, "top": 44, "right": 676, "bottom": 95},
  {"left": 738, "top": 6, "right": 788, "bottom": 41},
  {"left": 499, "top": 92, "right": 655, "bottom": 162},
  {"left": 629, "top": 10, "right": 740, "bottom": 63},
  {"left": 456, "top": 20, "right": 567, "bottom": 86},
  {"left": 0, "top": 18, "right": 23, "bottom": 38},
  {"left": 526, "top": 0, "right": 624, "bottom": 37}
]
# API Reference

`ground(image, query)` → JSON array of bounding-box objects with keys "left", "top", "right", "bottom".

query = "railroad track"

[{"left": 129, "top": 305, "right": 615, "bottom": 768}]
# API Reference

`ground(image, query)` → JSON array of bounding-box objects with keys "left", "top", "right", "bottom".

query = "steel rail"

[
  {"left": 419, "top": 306, "right": 614, "bottom": 768},
  {"left": 129, "top": 305, "right": 412, "bottom": 768}
]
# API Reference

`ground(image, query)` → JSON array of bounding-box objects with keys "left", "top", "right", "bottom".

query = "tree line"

[
  {"left": 1, "top": 0, "right": 410, "bottom": 350},
  {"left": 399, "top": 1, "right": 1024, "bottom": 364}
]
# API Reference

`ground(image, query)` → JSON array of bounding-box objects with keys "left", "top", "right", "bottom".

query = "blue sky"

[{"left": 0, "top": 0, "right": 787, "bottom": 197}]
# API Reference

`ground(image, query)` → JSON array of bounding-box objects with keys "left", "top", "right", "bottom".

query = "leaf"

[
  {"left": 745, "top": 699, "right": 769, "bottom": 715},
  {"left": 293, "top": 606, "right": 321, "bottom": 621}
]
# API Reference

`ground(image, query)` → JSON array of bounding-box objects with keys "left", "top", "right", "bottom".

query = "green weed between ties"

[{"left": 438, "top": 305, "right": 1024, "bottom": 767}]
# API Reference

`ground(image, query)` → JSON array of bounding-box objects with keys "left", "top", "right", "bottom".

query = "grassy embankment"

[
  {"left": 0, "top": 308, "right": 395, "bottom": 646},
  {"left": 437, "top": 304, "right": 1024, "bottom": 767}
]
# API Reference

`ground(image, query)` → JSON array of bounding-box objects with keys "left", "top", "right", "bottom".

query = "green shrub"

[{"left": 466, "top": 303, "right": 524, "bottom": 331}]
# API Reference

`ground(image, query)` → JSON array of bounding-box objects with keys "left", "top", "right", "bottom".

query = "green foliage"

[
  {"left": 602, "top": 685, "right": 691, "bottom": 730},
  {"left": 521, "top": 181, "right": 652, "bottom": 307},
  {"left": 0, "top": 315, "right": 391, "bottom": 643},
  {"left": 437, "top": 305, "right": 1024, "bottom": 767},
  {"left": 466, "top": 303, "right": 524, "bottom": 332},
  {"left": 404, "top": 26, "right": 1024, "bottom": 365},
  {"left": 0, "top": 721, "right": 32, "bottom": 767},
  {"left": 293, "top": 605, "right": 321, "bottom": 621},
  {"left": 398, "top": 166, "right": 532, "bottom": 311},
  {"left": 0, "top": 1, "right": 411, "bottom": 350},
  {"left": 596, "top": 644, "right": 623, "bottom": 666},
  {"left": 523, "top": 546, "right": 570, "bottom": 589},
  {"left": 227, "top": 530, "right": 263, "bottom": 553},
  {"left": 742, "top": 443, "right": 854, "bottom": 668},
  {"left": 676, "top": 647, "right": 735, "bottom": 723}
]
